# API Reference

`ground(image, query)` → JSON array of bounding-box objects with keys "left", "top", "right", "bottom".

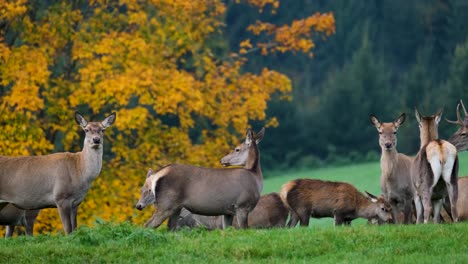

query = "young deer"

[
  {"left": 0, "top": 205, "right": 40, "bottom": 237},
  {"left": 370, "top": 113, "right": 414, "bottom": 224},
  {"left": 411, "top": 109, "right": 458, "bottom": 223},
  {"left": 0, "top": 112, "right": 116, "bottom": 234},
  {"left": 136, "top": 128, "right": 264, "bottom": 230}
]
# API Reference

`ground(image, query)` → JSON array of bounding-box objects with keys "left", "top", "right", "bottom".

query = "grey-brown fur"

[
  {"left": 280, "top": 179, "right": 392, "bottom": 226},
  {"left": 176, "top": 193, "right": 289, "bottom": 229},
  {"left": 370, "top": 113, "right": 414, "bottom": 224},
  {"left": 0, "top": 205, "right": 40, "bottom": 237},
  {"left": 0, "top": 112, "right": 116, "bottom": 234},
  {"left": 136, "top": 128, "right": 265, "bottom": 230},
  {"left": 442, "top": 176, "right": 468, "bottom": 222},
  {"left": 411, "top": 109, "right": 459, "bottom": 223}
]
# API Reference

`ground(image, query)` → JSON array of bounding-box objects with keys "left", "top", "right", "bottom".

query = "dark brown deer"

[
  {"left": 370, "top": 113, "right": 414, "bottom": 224},
  {"left": 411, "top": 109, "right": 458, "bottom": 224},
  {"left": 0, "top": 112, "right": 116, "bottom": 234},
  {"left": 0, "top": 205, "right": 40, "bottom": 238},
  {"left": 280, "top": 179, "right": 392, "bottom": 226},
  {"left": 441, "top": 177, "right": 468, "bottom": 223},
  {"left": 176, "top": 192, "right": 289, "bottom": 229},
  {"left": 447, "top": 99, "right": 468, "bottom": 151},
  {"left": 135, "top": 128, "right": 265, "bottom": 230}
]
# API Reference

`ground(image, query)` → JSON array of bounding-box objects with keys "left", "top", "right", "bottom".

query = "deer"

[
  {"left": 135, "top": 128, "right": 265, "bottom": 230},
  {"left": 0, "top": 112, "right": 116, "bottom": 234},
  {"left": 411, "top": 109, "right": 458, "bottom": 224},
  {"left": 446, "top": 99, "right": 468, "bottom": 152},
  {"left": 176, "top": 192, "right": 289, "bottom": 230},
  {"left": 279, "top": 179, "right": 393, "bottom": 226},
  {"left": 369, "top": 113, "right": 414, "bottom": 224},
  {"left": 0, "top": 205, "right": 40, "bottom": 238}
]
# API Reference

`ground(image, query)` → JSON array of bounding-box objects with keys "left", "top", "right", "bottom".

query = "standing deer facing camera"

[
  {"left": 411, "top": 109, "right": 458, "bottom": 223},
  {"left": 0, "top": 112, "right": 116, "bottom": 234},
  {"left": 136, "top": 128, "right": 265, "bottom": 230},
  {"left": 370, "top": 113, "right": 414, "bottom": 224}
]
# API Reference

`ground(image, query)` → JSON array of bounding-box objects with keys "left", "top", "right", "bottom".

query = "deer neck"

[
  {"left": 79, "top": 141, "right": 104, "bottom": 182},
  {"left": 356, "top": 197, "right": 375, "bottom": 219},
  {"left": 380, "top": 148, "right": 397, "bottom": 178},
  {"left": 245, "top": 144, "right": 263, "bottom": 193},
  {"left": 420, "top": 124, "right": 438, "bottom": 148}
]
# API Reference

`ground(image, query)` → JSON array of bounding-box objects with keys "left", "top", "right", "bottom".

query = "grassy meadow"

[{"left": 1, "top": 152, "right": 467, "bottom": 263}]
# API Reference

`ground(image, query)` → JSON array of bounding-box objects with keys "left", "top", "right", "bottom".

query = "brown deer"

[
  {"left": 135, "top": 128, "right": 265, "bottom": 230},
  {"left": 280, "top": 179, "right": 392, "bottom": 226},
  {"left": 0, "top": 112, "right": 116, "bottom": 234},
  {"left": 411, "top": 109, "right": 458, "bottom": 224},
  {"left": 0, "top": 205, "right": 40, "bottom": 238},
  {"left": 370, "top": 113, "right": 414, "bottom": 224},
  {"left": 441, "top": 177, "right": 468, "bottom": 223},
  {"left": 176, "top": 192, "right": 289, "bottom": 229},
  {"left": 446, "top": 99, "right": 468, "bottom": 151}
]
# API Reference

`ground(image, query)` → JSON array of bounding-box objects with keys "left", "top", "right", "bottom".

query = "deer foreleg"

[
  {"left": 433, "top": 199, "right": 444, "bottom": 223},
  {"left": 414, "top": 195, "right": 424, "bottom": 224},
  {"left": 4, "top": 226, "right": 14, "bottom": 238},
  {"left": 222, "top": 215, "right": 233, "bottom": 229},
  {"left": 57, "top": 201, "right": 73, "bottom": 234},
  {"left": 167, "top": 208, "right": 182, "bottom": 231},
  {"left": 235, "top": 209, "right": 249, "bottom": 229}
]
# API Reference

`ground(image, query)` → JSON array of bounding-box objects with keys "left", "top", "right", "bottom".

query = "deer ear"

[
  {"left": 394, "top": 113, "right": 406, "bottom": 128},
  {"left": 369, "top": 114, "right": 381, "bottom": 128},
  {"left": 245, "top": 129, "right": 254, "bottom": 145},
  {"left": 365, "top": 191, "right": 378, "bottom": 203},
  {"left": 255, "top": 127, "right": 265, "bottom": 144},
  {"left": 102, "top": 112, "right": 116, "bottom": 128},
  {"left": 415, "top": 108, "right": 422, "bottom": 124},
  {"left": 146, "top": 168, "right": 153, "bottom": 178},
  {"left": 75, "top": 112, "right": 88, "bottom": 128},
  {"left": 435, "top": 108, "right": 443, "bottom": 125}
]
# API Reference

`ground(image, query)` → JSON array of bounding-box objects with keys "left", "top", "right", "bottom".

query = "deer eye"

[
  {"left": 84, "top": 129, "right": 89, "bottom": 132},
  {"left": 393, "top": 132, "right": 397, "bottom": 135},
  {"left": 378, "top": 132, "right": 382, "bottom": 135},
  {"left": 235, "top": 148, "right": 240, "bottom": 152}
]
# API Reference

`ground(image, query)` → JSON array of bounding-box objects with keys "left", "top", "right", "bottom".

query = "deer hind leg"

[
  {"left": 414, "top": 195, "right": 424, "bottom": 224},
  {"left": 433, "top": 199, "right": 444, "bottom": 223},
  {"left": 297, "top": 208, "right": 310, "bottom": 227},
  {"left": 4, "top": 226, "right": 14, "bottom": 238},
  {"left": 443, "top": 157, "right": 459, "bottom": 223},
  {"left": 235, "top": 208, "right": 249, "bottom": 229},
  {"left": 446, "top": 182, "right": 459, "bottom": 223},
  {"left": 223, "top": 214, "right": 234, "bottom": 229},
  {"left": 287, "top": 210, "right": 300, "bottom": 228},
  {"left": 422, "top": 191, "right": 433, "bottom": 224},
  {"left": 403, "top": 200, "right": 414, "bottom": 224}
]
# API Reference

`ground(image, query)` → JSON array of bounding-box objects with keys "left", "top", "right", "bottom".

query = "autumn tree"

[{"left": 0, "top": 0, "right": 334, "bottom": 233}]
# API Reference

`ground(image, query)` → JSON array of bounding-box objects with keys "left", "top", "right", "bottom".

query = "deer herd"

[{"left": 0, "top": 100, "right": 467, "bottom": 237}]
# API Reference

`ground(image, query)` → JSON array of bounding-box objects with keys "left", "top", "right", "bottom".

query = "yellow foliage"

[{"left": 0, "top": 0, "right": 333, "bottom": 235}]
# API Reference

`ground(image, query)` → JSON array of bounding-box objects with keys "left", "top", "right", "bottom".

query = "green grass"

[
  {"left": 2, "top": 152, "right": 468, "bottom": 263},
  {"left": 1, "top": 222, "right": 467, "bottom": 263}
]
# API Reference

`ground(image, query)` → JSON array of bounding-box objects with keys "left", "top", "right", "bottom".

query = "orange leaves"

[
  {"left": 246, "top": 12, "right": 335, "bottom": 55},
  {"left": 0, "top": 0, "right": 28, "bottom": 21}
]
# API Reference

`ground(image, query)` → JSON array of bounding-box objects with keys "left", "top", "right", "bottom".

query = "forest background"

[{"left": 0, "top": 0, "right": 467, "bottom": 233}]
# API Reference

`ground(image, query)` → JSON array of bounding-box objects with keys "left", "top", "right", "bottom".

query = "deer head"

[
  {"left": 75, "top": 112, "right": 116, "bottom": 150},
  {"left": 220, "top": 128, "right": 265, "bottom": 168},
  {"left": 135, "top": 168, "right": 156, "bottom": 210},
  {"left": 370, "top": 113, "right": 406, "bottom": 151},
  {"left": 447, "top": 99, "right": 468, "bottom": 151},
  {"left": 415, "top": 108, "right": 443, "bottom": 147}
]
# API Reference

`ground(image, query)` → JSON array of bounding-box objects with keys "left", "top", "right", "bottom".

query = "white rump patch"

[
  {"left": 442, "top": 151, "right": 456, "bottom": 183},
  {"left": 149, "top": 167, "right": 169, "bottom": 196},
  {"left": 428, "top": 155, "right": 442, "bottom": 189}
]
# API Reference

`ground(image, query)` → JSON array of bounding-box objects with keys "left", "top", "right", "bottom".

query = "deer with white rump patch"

[
  {"left": 135, "top": 128, "right": 264, "bottom": 230},
  {"left": 411, "top": 109, "right": 458, "bottom": 223},
  {"left": 0, "top": 112, "right": 116, "bottom": 234},
  {"left": 370, "top": 113, "right": 414, "bottom": 224}
]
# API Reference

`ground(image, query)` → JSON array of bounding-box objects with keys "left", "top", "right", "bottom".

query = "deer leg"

[
  {"left": 70, "top": 205, "right": 79, "bottom": 232},
  {"left": 167, "top": 208, "right": 182, "bottom": 231},
  {"left": 446, "top": 181, "right": 459, "bottom": 223},
  {"left": 57, "top": 200, "right": 73, "bottom": 234},
  {"left": 390, "top": 202, "right": 403, "bottom": 224},
  {"left": 433, "top": 199, "right": 444, "bottom": 223},
  {"left": 287, "top": 211, "right": 300, "bottom": 228},
  {"left": 414, "top": 195, "right": 424, "bottom": 224},
  {"left": 4, "top": 226, "right": 14, "bottom": 238},
  {"left": 422, "top": 192, "right": 433, "bottom": 224},
  {"left": 235, "top": 208, "right": 249, "bottom": 229},
  {"left": 298, "top": 209, "right": 310, "bottom": 227},
  {"left": 222, "top": 215, "right": 234, "bottom": 229},
  {"left": 145, "top": 209, "right": 175, "bottom": 229},
  {"left": 333, "top": 213, "right": 344, "bottom": 226},
  {"left": 403, "top": 200, "right": 414, "bottom": 224}
]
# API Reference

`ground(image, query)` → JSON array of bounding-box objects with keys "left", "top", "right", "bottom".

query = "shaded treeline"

[{"left": 225, "top": 0, "right": 468, "bottom": 170}]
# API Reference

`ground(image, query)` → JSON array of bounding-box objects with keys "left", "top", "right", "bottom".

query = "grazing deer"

[
  {"left": 0, "top": 112, "right": 116, "bottom": 234},
  {"left": 0, "top": 205, "right": 40, "bottom": 238},
  {"left": 447, "top": 99, "right": 468, "bottom": 152},
  {"left": 136, "top": 128, "right": 265, "bottom": 230},
  {"left": 176, "top": 192, "right": 289, "bottom": 230},
  {"left": 370, "top": 113, "right": 414, "bottom": 224},
  {"left": 411, "top": 109, "right": 458, "bottom": 224},
  {"left": 280, "top": 179, "right": 392, "bottom": 226}
]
